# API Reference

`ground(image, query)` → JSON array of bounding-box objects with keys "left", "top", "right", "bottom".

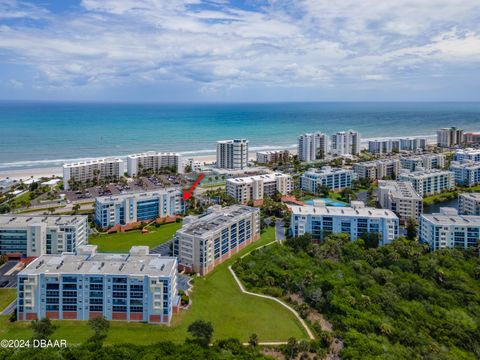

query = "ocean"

[{"left": 1, "top": 101, "right": 480, "bottom": 171}]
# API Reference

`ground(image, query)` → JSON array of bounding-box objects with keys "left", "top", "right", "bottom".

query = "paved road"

[
  {"left": 1, "top": 299, "right": 16, "bottom": 315},
  {"left": 0, "top": 261, "right": 20, "bottom": 289},
  {"left": 177, "top": 274, "right": 192, "bottom": 292},
  {"left": 150, "top": 241, "right": 172, "bottom": 256},
  {"left": 275, "top": 220, "right": 286, "bottom": 241}
]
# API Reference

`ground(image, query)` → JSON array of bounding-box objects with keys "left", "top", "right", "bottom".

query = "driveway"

[{"left": 275, "top": 220, "right": 286, "bottom": 241}]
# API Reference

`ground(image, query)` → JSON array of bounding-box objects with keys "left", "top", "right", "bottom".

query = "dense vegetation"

[{"left": 233, "top": 235, "right": 480, "bottom": 359}]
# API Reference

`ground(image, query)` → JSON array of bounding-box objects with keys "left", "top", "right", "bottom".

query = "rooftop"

[
  {"left": 63, "top": 157, "right": 123, "bottom": 168},
  {"left": 378, "top": 180, "right": 422, "bottom": 200},
  {"left": 303, "top": 166, "right": 353, "bottom": 176},
  {"left": 127, "top": 151, "right": 181, "bottom": 159},
  {"left": 227, "top": 173, "right": 290, "bottom": 184},
  {"left": 96, "top": 187, "right": 182, "bottom": 204},
  {"left": 422, "top": 208, "right": 480, "bottom": 226},
  {"left": 459, "top": 192, "right": 480, "bottom": 201},
  {"left": 0, "top": 214, "right": 86, "bottom": 227},
  {"left": 399, "top": 169, "right": 453, "bottom": 178},
  {"left": 291, "top": 201, "right": 398, "bottom": 219}
]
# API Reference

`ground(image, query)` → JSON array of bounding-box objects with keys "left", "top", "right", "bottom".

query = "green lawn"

[
  {"left": 0, "top": 227, "right": 308, "bottom": 345},
  {"left": 89, "top": 222, "right": 182, "bottom": 253},
  {"left": 0, "top": 289, "right": 16, "bottom": 312}
]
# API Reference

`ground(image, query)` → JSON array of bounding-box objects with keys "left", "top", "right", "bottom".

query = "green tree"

[
  {"left": 406, "top": 217, "right": 418, "bottom": 240},
  {"left": 249, "top": 333, "right": 259, "bottom": 347},
  {"left": 88, "top": 316, "right": 110, "bottom": 337},
  {"left": 187, "top": 320, "right": 214, "bottom": 347},
  {"left": 31, "top": 318, "right": 57, "bottom": 340},
  {"left": 72, "top": 203, "right": 81, "bottom": 214}
]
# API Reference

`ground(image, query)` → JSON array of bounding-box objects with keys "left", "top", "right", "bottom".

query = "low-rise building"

[
  {"left": 299, "top": 167, "right": 354, "bottom": 193},
  {"left": 94, "top": 188, "right": 184, "bottom": 229},
  {"left": 450, "top": 161, "right": 480, "bottom": 187},
  {"left": 127, "top": 152, "right": 182, "bottom": 177},
  {"left": 378, "top": 180, "right": 423, "bottom": 221},
  {"left": 256, "top": 150, "right": 290, "bottom": 164},
  {"left": 400, "top": 154, "right": 445, "bottom": 171},
  {"left": 226, "top": 173, "right": 293, "bottom": 204},
  {"left": 290, "top": 200, "right": 399, "bottom": 245},
  {"left": 173, "top": 205, "right": 260, "bottom": 275},
  {"left": 63, "top": 157, "right": 124, "bottom": 190},
  {"left": 17, "top": 245, "right": 178, "bottom": 323},
  {"left": 0, "top": 215, "right": 88, "bottom": 257},
  {"left": 458, "top": 193, "right": 480, "bottom": 215},
  {"left": 454, "top": 148, "right": 480, "bottom": 163},
  {"left": 419, "top": 208, "right": 480, "bottom": 250},
  {"left": 399, "top": 169, "right": 455, "bottom": 197},
  {"left": 353, "top": 159, "right": 400, "bottom": 180}
]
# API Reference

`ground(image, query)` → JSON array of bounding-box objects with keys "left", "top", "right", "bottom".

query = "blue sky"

[{"left": 0, "top": 0, "right": 480, "bottom": 102}]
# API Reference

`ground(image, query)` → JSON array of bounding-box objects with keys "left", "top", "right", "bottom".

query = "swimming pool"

[{"left": 304, "top": 198, "right": 348, "bottom": 207}]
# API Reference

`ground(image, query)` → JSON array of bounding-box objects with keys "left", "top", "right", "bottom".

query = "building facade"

[
  {"left": 173, "top": 205, "right": 260, "bottom": 275},
  {"left": 331, "top": 130, "right": 360, "bottom": 156},
  {"left": 297, "top": 132, "right": 329, "bottom": 162},
  {"left": 226, "top": 173, "right": 293, "bottom": 204},
  {"left": 17, "top": 245, "right": 178, "bottom": 324},
  {"left": 400, "top": 154, "right": 446, "bottom": 171},
  {"left": 437, "top": 127, "right": 464, "bottom": 148},
  {"left": 399, "top": 169, "right": 455, "bottom": 197},
  {"left": 450, "top": 161, "right": 480, "bottom": 187},
  {"left": 256, "top": 150, "right": 290, "bottom": 164},
  {"left": 419, "top": 208, "right": 480, "bottom": 250},
  {"left": 352, "top": 159, "right": 400, "bottom": 180},
  {"left": 216, "top": 139, "right": 249, "bottom": 169},
  {"left": 290, "top": 200, "right": 399, "bottom": 245},
  {"left": 63, "top": 158, "right": 124, "bottom": 190},
  {"left": 0, "top": 215, "right": 87, "bottom": 257},
  {"left": 463, "top": 132, "right": 480, "bottom": 146},
  {"left": 458, "top": 193, "right": 480, "bottom": 215},
  {"left": 299, "top": 167, "right": 354, "bottom": 193},
  {"left": 368, "top": 138, "right": 427, "bottom": 155},
  {"left": 454, "top": 148, "right": 480, "bottom": 163},
  {"left": 94, "top": 188, "right": 184, "bottom": 229},
  {"left": 127, "top": 152, "right": 182, "bottom": 177},
  {"left": 378, "top": 180, "right": 423, "bottom": 221}
]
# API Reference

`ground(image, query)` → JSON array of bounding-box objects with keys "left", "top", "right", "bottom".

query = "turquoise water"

[
  {"left": 304, "top": 198, "right": 348, "bottom": 207},
  {"left": 1, "top": 101, "right": 480, "bottom": 170}
]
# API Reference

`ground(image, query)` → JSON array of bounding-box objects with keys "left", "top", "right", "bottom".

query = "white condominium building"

[
  {"left": 127, "top": 151, "right": 182, "bottom": 177},
  {"left": 458, "top": 193, "right": 480, "bottom": 215},
  {"left": 299, "top": 167, "right": 354, "bottom": 193},
  {"left": 399, "top": 138, "right": 427, "bottom": 152},
  {"left": 454, "top": 148, "right": 480, "bottom": 163},
  {"left": 256, "top": 150, "right": 290, "bottom": 164},
  {"left": 437, "top": 127, "right": 464, "bottom": 147},
  {"left": 331, "top": 130, "right": 360, "bottom": 156},
  {"left": 290, "top": 200, "right": 399, "bottom": 245},
  {"left": 419, "top": 208, "right": 480, "bottom": 250},
  {"left": 353, "top": 159, "right": 400, "bottom": 180},
  {"left": 0, "top": 215, "right": 88, "bottom": 257},
  {"left": 368, "top": 138, "right": 427, "bottom": 155},
  {"left": 450, "top": 161, "right": 480, "bottom": 187},
  {"left": 94, "top": 188, "right": 184, "bottom": 229},
  {"left": 63, "top": 157, "right": 124, "bottom": 190},
  {"left": 216, "top": 139, "right": 249, "bottom": 169},
  {"left": 399, "top": 169, "right": 455, "bottom": 197},
  {"left": 173, "top": 205, "right": 260, "bottom": 275},
  {"left": 378, "top": 180, "right": 423, "bottom": 221},
  {"left": 226, "top": 173, "right": 293, "bottom": 204},
  {"left": 297, "top": 132, "right": 329, "bottom": 162},
  {"left": 400, "top": 154, "right": 445, "bottom": 171}
]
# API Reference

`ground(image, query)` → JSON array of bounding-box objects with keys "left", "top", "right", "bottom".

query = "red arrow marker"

[{"left": 182, "top": 173, "right": 205, "bottom": 201}]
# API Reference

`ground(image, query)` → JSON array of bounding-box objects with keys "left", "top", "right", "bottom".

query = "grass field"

[
  {"left": 0, "top": 227, "right": 308, "bottom": 345},
  {"left": 0, "top": 289, "right": 16, "bottom": 312},
  {"left": 88, "top": 222, "right": 182, "bottom": 252}
]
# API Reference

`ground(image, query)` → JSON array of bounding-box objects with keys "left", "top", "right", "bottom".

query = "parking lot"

[{"left": 0, "top": 261, "right": 21, "bottom": 289}]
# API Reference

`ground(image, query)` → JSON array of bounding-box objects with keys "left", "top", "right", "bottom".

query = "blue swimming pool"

[{"left": 304, "top": 198, "right": 348, "bottom": 207}]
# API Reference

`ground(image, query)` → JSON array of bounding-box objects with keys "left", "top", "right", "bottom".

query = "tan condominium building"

[
  {"left": 173, "top": 205, "right": 260, "bottom": 275},
  {"left": 353, "top": 159, "right": 400, "bottom": 180},
  {"left": 458, "top": 193, "right": 480, "bottom": 215},
  {"left": 63, "top": 157, "right": 124, "bottom": 190},
  {"left": 226, "top": 173, "right": 293, "bottom": 204},
  {"left": 256, "top": 150, "right": 290, "bottom": 164},
  {"left": 127, "top": 151, "right": 183, "bottom": 177},
  {"left": 378, "top": 180, "right": 423, "bottom": 222}
]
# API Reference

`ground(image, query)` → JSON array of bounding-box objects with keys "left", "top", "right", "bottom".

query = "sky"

[{"left": 0, "top": 0, "right": 480, "bottom": 102}]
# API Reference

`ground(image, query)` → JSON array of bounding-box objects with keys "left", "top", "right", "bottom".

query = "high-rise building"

[
  {"left": 378, "top": 180, "right": 423, "bottom": 221},
  {"left": 331, "top": 130, "right": 360, "bottom": 156},
  {"left": 399, "top": 169, "right": 455, "bottom": 197},
  {"left": 0, "top": 215, "right": 87, "bottom": 257},
  {"left": 226, "top": 173, "right": 293, "bottom": 204},
  {"left": 127, "top": 152, "right": 182, "bottom": 177},
  {"left": 216, "top": 139, "right": 249, "bottom": 169},
  {"left": 463, "top": 132, "right": 480, "bottom": 146},
  {"left": 437, "top": 127, "right": 464, "bottom": 148},
  {"left": 299, "top": 167, "right": 354, "bottom": 193},
  {"left": 173, "top": 205, "right": 260, "bottom": 275},
  {"left": 353, "top": 159, "right": 400, "bottom": 180},
  {"left": 458, "top": 193, "right": 480, "bottom": 215},
  {"left": 17, "top": 245, "right": 179, "bottom": 323},
  {"left": 297, "top": 132, "right": 329, "bottom": 162}
]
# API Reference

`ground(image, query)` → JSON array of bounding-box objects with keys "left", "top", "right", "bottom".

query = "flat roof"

[
  {"left": 399, "top": 169, "right": 453, "bottom": 179},
  {"left": 303, "top": 167, "right": 353, "bottom": 176},
  {"left": 378, "top": 180, "right": 422, "bottom": 200},
  {"left": 0, "top": 214, "right": 86, "bottom": 227},
  {"left": 63, "top": 157, "right": 123, "bottom": 168},
  {"left": 96, "top": 187, "right": 182, "bottom": 204},
  {"left": 422, "top": 213, "right": 480, "bottom": 226},
  {"left": 227, "top": 173, "right": 290, "bottom": 184},
  {"left": 291, "top": 204, "right": 398, "bottom": 219},
  {"left": 127, "top": 151, "right": 180, "bottom": 159},
  {"left": 459, "top": 192, "right": 480, "bottom": 201}
]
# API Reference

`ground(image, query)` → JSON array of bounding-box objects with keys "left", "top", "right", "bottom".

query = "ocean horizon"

[{"left": 1, "top": 101, "right": 480, "bottom": 171}]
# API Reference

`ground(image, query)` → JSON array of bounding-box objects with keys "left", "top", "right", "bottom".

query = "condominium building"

[
  {"left": 216, "top": 139, "right": 249, "bottom": 169},
  {"left": 63, "top": 158, "right": 124, "bottom": 190},
  {"left": 331, "top": 130, "right": 360, "bottom": 156},
  {"left": 173, "top": 205, "right": 260, "bottom": 275},
  {"left": 352, "top": 159, "right": 400, "bottom": 180},
  {"left": 437, "top": 127, "right": 464, "bottom": 148},
  {"left": 450, "top": 161, "right": 480, "bottom": 187},
  {"left": 297, "top": 132, "right": 329, "bottom": 162},
  {"left": 463, "top": 132, "right": 480, "bottom": 146},
  {"left": 419, "top": 208, "right": 480, "bottom": 250},
  {"left": 458, "top": 193, "right": 480, "bottom": 215},
  {"left": 17, "top": 245, "right": 179, "bottom": 323},
  {"left": 290, "top": 200, "right": 399, "bottom": 245},
  {"left": 299, "top": 167, "right": 354, "bottom": 193},
  {"left": 226, "top": 173, "right": 293, "bottom": 204},
  {"left": 378, "top": 180, "right": 423, "bottom": 221},
  {"left": 399, "top": 137, "right": 428, "bottom": 152},
  {"left": 0, "top": 215, "right": 87, "bottom": 257},
  {"left": 368, "top": 138, "right": 427, "bottom": 155},
  {"left": 94, "top": 188, "right": 184, "bottom": 229},
  {"left": 126, "top": 152, "right": 182, "bottom": 177},
  {"left": 399, "top": 169, "right": 455, "bottom": 197},
  {"left": 400, "top": 154, "right": 445, "bottom": 172},
  {"left": 454, "top": 148, "right": 480, "bottom": 163},
  {"left": 256, "top": 150, "right": 290, "bottom": 164}
]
